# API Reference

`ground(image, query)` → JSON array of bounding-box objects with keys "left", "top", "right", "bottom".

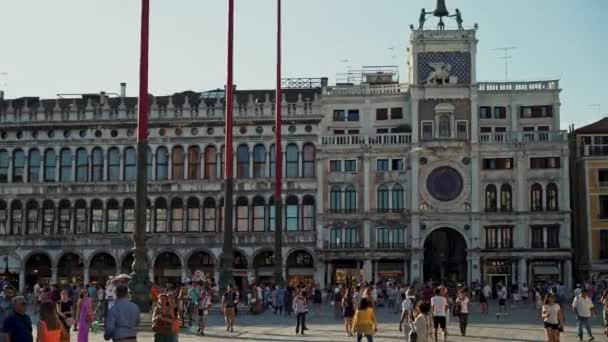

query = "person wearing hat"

[{"left": 2, "top": 296, "right": 33, "bottom": 342}]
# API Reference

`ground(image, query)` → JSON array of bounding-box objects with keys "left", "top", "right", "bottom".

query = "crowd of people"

[{"left": 1, "top": 277, "right": 608, "bottom": 341}]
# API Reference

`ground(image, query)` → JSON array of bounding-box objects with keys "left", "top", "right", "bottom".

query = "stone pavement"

[{"left": 53, "top": 302, "right": 605, "bottom": 341}]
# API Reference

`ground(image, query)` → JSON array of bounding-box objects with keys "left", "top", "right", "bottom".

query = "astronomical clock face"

[
  {"left": 426, "top": 166, "right": 463, "bottom": 202},
  {"left": 418, "top": 52, "right": 471, "bottom": 85}
]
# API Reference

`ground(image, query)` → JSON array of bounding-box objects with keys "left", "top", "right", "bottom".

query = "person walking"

[
  {"left": 2, "top": 296, "right": 33, "bottom": 342},
  {"left": 56, "top": 290, "right": 74, "bottom": 336},
  {"left": 187, "top": 282, "right": 200, "bottom": 327},
  {"left": 104, "top": 286, "right": 140, "bottom": 342},
  {"left": 353, "top": 298, "right": 377, "bottom": 342},
  {"left": 431, "top": 288, "right": 448, "bottom": 342},
  {"left": 497, "top": 283, "right": 508, "bottom": 317},
  {"left": 152, "top": 294, "right": 178, "bottom": 342},
  {"left": 274, "top": 286, "right": 285, "bottom": 315},
  {"left": 293, "top": 290, "right": 308, "bottom": 336},
  {"left": 399, "top": 290, "right": 416, "bottom": 338},
  {"left": 75, "top": 289, "right": 92, "bottom": 342},
  {"left": 37, "top": 302, "right": 64, "bottom": 342},
  {"left": 412, "top": 302, "right": 432, "bottom": 342},
  {"left": 221, "top": 285, "right": 238, "bottom": 333},
  {"left": 0, "top": 285, "right": 17, "bottom": 342},
  {"left": 542, "top": 294, "right": 563, "bottom": 342},
  {"left": 573, "top": 288, "right": 595, "bottom": 341},
  {"left": 197, "top": 287, "right": 212, "bottom": 336},
  {"left": 599, "top": 289, "right": 608, "bottom": 338},
  {"left": 342, "top": 288, "right": 355, "bottom": 337},
  {"left": 455, "top": 289, "right": 470, "bottom": 336},
  {"left": 481, "top": 283, "right": 491, "bottom": 315}
]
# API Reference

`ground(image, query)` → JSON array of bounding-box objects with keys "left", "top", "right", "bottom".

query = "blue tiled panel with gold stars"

[{"left": 417, "top": 52, "right": 471, "bottom": 85}]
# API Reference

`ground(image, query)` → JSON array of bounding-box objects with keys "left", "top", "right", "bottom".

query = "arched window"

[
  {"left": 10, "top": 201, "right": 23, "bottom": 235},
  {"left": 286, "top": 195, "right": 299, "bottom": 231},
  {"left": 146, "top": 148, "right": 153, "bottom": 181},
  {"left": 302, "top": 195, "right": 315, "bottom": 231},
  {"left": 107, "top": 147, "right": 120, "bottom": 181},
  {"left": 377, "top": 185, "right": 389, "bottom": 212},
  {"left": 59, "top": 148, "right": 72, "bottom": 182},
  {"left": 107, "top": 199, "right": 119, "bottom": 233},
  {"left": 75, "top": 199, "right": 87, "bottom": 234},
  {"left": 58, "top": 200, "right": 71, "bottom": 235},
  {"left": 203, "top": 198, "right": 216, "bottom": 232},
  {"left": 345, "top": 185, "right": 357, "bottom": 213},
  {"left": 286, "top": 144, "right": 299, "bottom": 178},
  {"left": 12, "top": 149, "right": 25, "bottom": 183},
  {"left": 123, "top": 199, "right": 135, "bottom": 233},
  {"left": 330, "top": 186, "right": 342, "bottom": 212},
  {"left": 170, "top": 198, "right": 184, "bottom": 232},
  {"left": 0, "top": 201, "right": 6, "bottom": 235},
  {"left": 253, "top": 144, "right": 266, "bottom": 178},
  {"left": 269, "top": 144, "right": 276, "bottom": 178},
  {"left": 547, "top": 183, "right": 559, "bottom": 211},
  {"left": 172, "top": 146, "right": 185, "bottom": 180},
  {"left": 485, "top": 184, "right": 497, "bottom": 212},
  {"left": 124, "top": 147, "right": 136, "bottom": 181},
  {"left": 204, "top": 146, "right": 217, "bottom": 179},
  {"left": 500, "top": 184, "right": 512, "bottom": 212},
  {"left": 302, "top": 143, "right": 315, "bottom": 178},
  {"left": 236, "top": 197, "right": 249, "bottom": 232},
  {"left": 155, "top": 198, "right": 167, "bottom": 232},
  {"left": 252, "top": 196, "right": 265, "bottom": 231},
  {"left": 156, "top": 147, "right": 169, "bottom": 180},
  {"left": 269, "top": 197, "right": 276, "bottom": 231},
  {"left": 26, "top": 201, "right": 40, "bottom": 235},
  {"left": 28, "top": 149, "right": 41, "bottom": 182},
  {"left": 0, "top": 150, "right": 8, "bottom": 183},
  {"left": 91, "top": 199, "right": 103, "bottom": 233},
  {"left": 237, "top": 144, "right": 250, "bottom": 178},
  {"left": 44, "top": 149, "right": 56, "bottom": 182},
  {"left": 91, "top": 147, "right": 104, "bottom": 181},
  {"left": 392, "top": 184, "right": 405, "bottom": 212},
  {"left": 188, "top": 146, "right": 201, "bottom": 180},
  {"left": 75, "top": 148, "right": 87, "bottom": 182},
  {"left": 187, "top": 197, "right": 200, "bottom": 232},
  {"left": 438, "top": 115, "right": 450, "bottom": 138},
  {"left": 530, "top": 183, "right": 543, "bottom": 211},
  {"left": 42, "top": 200, "right": 54, "bottom": 235}
]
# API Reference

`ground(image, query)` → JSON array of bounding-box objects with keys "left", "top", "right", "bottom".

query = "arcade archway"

[
  {"left": 153, "top": 251, "right": 182, "bottom": 286},
  {"left": 89, "top": 252, "right": 117, "bottom": 284},
  {"left": 423, "top": 228, "right": 467, "bottom": 283},
  {"left": 57, "top": 252, "right": 84, "bottom": 284},
  {"left": 25, "top": 253, "right": 52, "bottom": 287}
]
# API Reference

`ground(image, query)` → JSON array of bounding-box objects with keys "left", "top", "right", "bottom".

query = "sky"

[{"left": 0, "top": 0, "right": 606, "bottom": 128}]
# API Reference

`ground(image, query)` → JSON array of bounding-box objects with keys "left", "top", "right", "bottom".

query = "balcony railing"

[
  {"left": 479, "top": 130, "right": 567, "bottom": 144},
  {"left": 374, "top": 208, "right": 406, "bottom": 213},
  {"left": 321, "top": 133, "right": 412, "bottom": 146},
  {"left": 376, "top": 242, "right": 406, "bottom": 249},
  {"left": 327, "top": 208, "right": 359, "bottom": 214},
  {"left": 328, "top": 241, "right": 363, "bottom": 249},
  {"left": 478, "top": 80, "right": 559, "bottom": 92},
  {"left": 580, "top": 145, "right": 608, "bottom": 157},
  {"left": 323, "top": 83, "right": 408, "bottom": 96}
]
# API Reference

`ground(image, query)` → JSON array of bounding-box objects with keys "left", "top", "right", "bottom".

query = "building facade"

[
  {"left": 570, "top": 118, "right": 608, "bottom": 281},
  {"left": 0, "top": 19, "right": 572, "bottom": 293}
]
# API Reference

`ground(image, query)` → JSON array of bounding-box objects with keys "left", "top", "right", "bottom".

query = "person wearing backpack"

[{"left": 221, "top": 285, "right": 238, "bottom": 333}]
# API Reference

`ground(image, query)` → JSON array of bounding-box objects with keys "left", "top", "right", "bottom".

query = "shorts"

[
  {"left": 433, "top": 316, "right": 446, "bottom": 329},
  {"left": 480, "top": 295, "right": 487, "bottom": 303},
  {"left": 544, "top": 322, "right": 560, "bottom": 330},
  {"left": 499, "top": 299, "right": 506, "bottom": 306}
]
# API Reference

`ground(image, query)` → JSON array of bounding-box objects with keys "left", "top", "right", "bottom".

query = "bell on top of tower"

[
  {"left": 433, "top": 0, "right": 450, "bottom": 18},
  {"left": 416, "top": 0, "right": 465, "bottom": 31}
]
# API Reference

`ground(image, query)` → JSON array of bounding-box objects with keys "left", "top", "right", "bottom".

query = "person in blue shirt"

[
  {"left": 2, "top": 296, "right": 33, "bottom": 342},
  {"left": 104, "top": 285, "right": 140, "bottom": 342}
]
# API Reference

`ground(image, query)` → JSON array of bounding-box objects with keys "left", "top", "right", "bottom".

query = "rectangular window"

[
  {"left": 456, "top": 121, "right": 468, "bottom": 139},
  {"left": 329, "top": 160, "right": 342, "bottom": 172},
  {"left": 531, "top": 226, "right": 544, "bottom": 248},
  {"left": 58, "top": 208, "right": 70, "bottom": 235},
  {"left": 530, "top": 157, "right": 561, "bottom": 169},
  {"left": 376, "top": 128, "right": 389, "bottom": 134},
  {"left": 347, "top": 110, "right": 360, "bottom": 121},
  {"left": 422, "top": 122, "right": 433, "bottom": 140},
  {"left": 599, "top": 170, "right": 608, "bottom": 187},
  {"left": 600, "top": 195, "right": 608, "bottom": 219},
  {"left": 390, "top": 107, "right": 403, "bottom": 119},
  {"left": 480, "top": 127, "right": 492, "bottom": 133},
  {"left": 520, "top": 105, "right": 553, "bottom": 118},
  {"left": 344, "top": 160, "right": 357, "bottom": 172},
  {"left": 333, "top": 110, "right": 345, "bottom": 121},
  {"left": 376, "top": 159, "right": 389, "bottom": 171},
  {"left": 479, "top": 106, "right": 492, "bottom": 119},
  {"left": 344, "top": 227, "right": 359, "bottom": 247},
  {"left": 348, "top": 129, "right": 360, "bottom": 135},
  {"left": 124, "top": 208, "right": 135, "bottom": 233},
  {"left": 333, "top": 129, "right": 345, "bottom": 135},
  {"left": 91, "top": 208, "right": 103, "bottom": 233},
  {"left": 75, "top": 208, "right": 86, "bottom": 234},
  {"left": 482, "top": 158, "right": 513, "bottom": 170},
  {"left": 494, "top": 127, "right": 507, "bottom": 132},
  {"left": 377, "top": 227, "right": 405, "bottom": 248},
  {"left": 376, "top": 108, "right": 388, "bottom": 121},
  {"left": 601, "top": 230, "right": 608, "bottom": 259},
  {"left": 330, "top": 228, "right": 341, "bottom": 247},
  {"left": 494, "top": 106, "right": 507, "bottom": 119},
  {"left": 391, "top": 159, "right": 404, "bottom": 171},
  {"left": 546, "top": 226, "right": 560, "bottom": 248},
  {"left": 485, "top": 226, "right": 513, "bottom": 249}
]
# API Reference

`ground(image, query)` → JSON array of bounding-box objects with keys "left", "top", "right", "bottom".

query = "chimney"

[
  {"left": 100, "top": 91, "right": 106, "bottom": 105},
  {"left": 120, "top": 82, "right": 126, "bottom": 98}
]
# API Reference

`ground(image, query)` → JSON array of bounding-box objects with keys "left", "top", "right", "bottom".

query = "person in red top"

[{"left": 150, "top": 285, "right": 160, "bottom": 304}]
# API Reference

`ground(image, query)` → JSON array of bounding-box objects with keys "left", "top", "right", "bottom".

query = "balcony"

[
  {"left": 327, "top": 208, "right": 359, "bottom": 214},
  {"left": 376, "top": 242, "right": 406, "bottom": 249},
  {"left": 478, "top": 80, "right": 559, "bottom": 92},
  {"left": 328, "top": 241, "right": 363, "bottom": 249},
  {"left": 479, "top": 130, "right": 567, "bottom": 144},
  {"left": 321, "top": 133, "right": 411, "bottom": 146},
  {"left": 323, "top": 83, "right": 408, "bottom": 96},
  {"left": 373, "top": 208, "right": 407, "bottom": 214},
  {"left": 580, "top": 145, "right": 608, "bottom": 158}
]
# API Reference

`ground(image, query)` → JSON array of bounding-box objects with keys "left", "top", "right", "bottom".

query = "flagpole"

[{"left": 273, "top": 0, "right": 284, "bottom": 287}]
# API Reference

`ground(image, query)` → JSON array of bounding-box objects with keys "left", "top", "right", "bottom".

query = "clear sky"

[{"left": 0, "top": 0, "right": 606, "bottom": 128}]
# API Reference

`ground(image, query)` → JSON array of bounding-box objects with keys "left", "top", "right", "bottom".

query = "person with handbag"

[
  {"left": 352, "top": 298, "right": 377, "bottom": 342},
  {"left": 542, "top": 294, "right": 564, "bottom": 342},
  {"left": 152, "top": 294, "right": 178, "bottom": 342},
  {"left": 75, "top": 289, "right": 93, "bottom": 342},
  {"left": 56, "top": 290, "right": 73, "bottom": 339}
]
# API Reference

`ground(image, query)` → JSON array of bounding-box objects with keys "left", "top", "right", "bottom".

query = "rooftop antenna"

[{"left": 493, "top": 47, "right": 516, "bottom": 81}]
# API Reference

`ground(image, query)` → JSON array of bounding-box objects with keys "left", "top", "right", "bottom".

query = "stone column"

[
  {"left": 71, "top": 153, "right": 76, "bottom": 182},
  {"left": 469, "top": 254, "right": 481, "bottom": 284},
  {"left": 470, "top": 93, "right": 479, "bottom": 143},
  {"left": 51, "top": 267, "right": 58, "bottom": 284},
  {"left": 363, "top": 222, "right": 371, "bottom": 249},
  {"left": 55, "top": 155, "right": 60, "bottom": 182},
  {"left": 102, "top": 152, "right": 108, "bottom": 181},
  {"left": 23, "top": 151, "right": 29, "bottom": 183},
  {"left": 517, "top": 155, "right": 527, "bottom": 212},
  {"left": 69, "top": 207, "right": 75, "bottom": 234},
  {"left": 19, "top": 267, "right": 26, "bottom": 294},
  {"left": 297, "top": 150, "right": 302, "bottom": 178},
  {"left": 560, "top": 152, "right": 570, "bottom": 213},
  {"left": 151, "top": 151, "right": 157, "bottom": 181},
  {"left": 518, "top": 258, "right": 527, "bottom": 286},
  {"left": 149, "top": 269, "right": 155, "bottom": 284},
  {"left": 409, "top": 253, "right": 422, "bottom": 284},
  {"left": 119, "top": 151, "right": 125, "bottom": 181},
  {"left": 83, "top": 265, "right": 90, "bottom": 284},
  {"left": 362, "top": 259, "right": 372, "bottom": 282},
  {"left": 53, "top": 206, "right": 60, "bottom": 235},
  {"left": 184, "top": 151, "right": 190, "bottom": 180},
  {"left": 564, "top": 259, "right": 573, "bottom": 290},
  {"left": 411, "top": 92, "right": 420, "bottom": 143},
  {"left": 181, "top": 265, "right": 188, "bottom": 283},
  {"left": 363, "top": 154, "right": 370, "bottom": 211},
  {"left": 216, "top": 151, "right": 222, "bottom": 179},
  {"left": 510, "top": 104, "right": 518, "bottom": 131},
  {"left": 471, "top": 155, "right": 480, "bottom": 213},
  {"left": 167, "top": 149, "right": 173, "bottom": 180},
  {"left": 314, "top": 261, "right": 325, "bottom": 289}
]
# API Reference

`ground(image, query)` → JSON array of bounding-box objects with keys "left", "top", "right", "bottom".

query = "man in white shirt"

[
  {"left": 572, "top": 289, "right": 595, "bottom": 341},
  {"left": 431, "top": 287, "right": 449, "bottom": 342},
  {"left": 497, "top": 284, "right": 508, "bottom": 315},
  {"left": 399, "top": 289, "right": 416, "bottom": 336},
  {"left": 456, "top": 289, "right": 470, "bottom": 336}
]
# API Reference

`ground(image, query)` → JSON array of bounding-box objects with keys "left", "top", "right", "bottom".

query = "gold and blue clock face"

[
  {"left": 418, "top": 52, "right": 471, "bottom": 85},
  {"left": 426, "top": 166, "right": 463, "bottom": 202}
]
